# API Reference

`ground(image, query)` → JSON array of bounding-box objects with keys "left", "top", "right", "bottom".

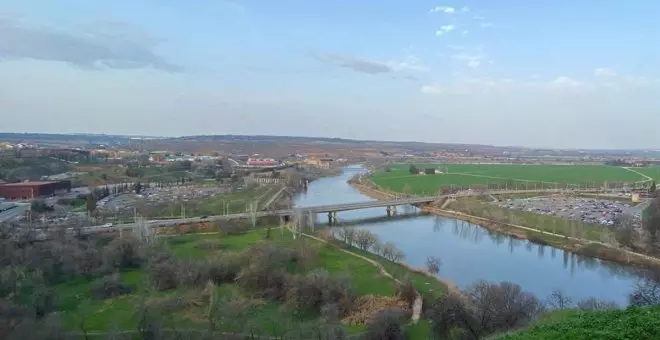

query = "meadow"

[
  {"left": 369, "top": 163, "right": 649, "bottom": 195},
  {"left": 54, "top": 228, "right": 444, "bottom": 337}
]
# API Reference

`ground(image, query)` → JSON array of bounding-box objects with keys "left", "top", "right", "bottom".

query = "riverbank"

[{"left": 349, "top": 180, "right": 660, "bottom": 270}]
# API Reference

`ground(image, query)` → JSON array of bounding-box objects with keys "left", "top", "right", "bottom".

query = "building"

[{"left": 0, "top": 180, "right": 72, "bottom": 200}]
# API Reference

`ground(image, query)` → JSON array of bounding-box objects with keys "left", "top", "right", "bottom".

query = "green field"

[
  {"left": 370, "top": 164, "right": 649, "bottom": 195},
  {"left": 498, "top": 306, "right": 660, "bottom": 340},
  {"left": 55, "top": 229, "right": 441, "bottom": 336}
]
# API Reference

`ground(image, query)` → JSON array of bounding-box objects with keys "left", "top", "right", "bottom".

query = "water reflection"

[{"left": 294, "top": 166, "right": 643, "bottom": 305}]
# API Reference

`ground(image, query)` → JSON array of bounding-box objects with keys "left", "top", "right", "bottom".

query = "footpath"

[{"left": 293, "top": 228, "right": 423, "bottom": 324}]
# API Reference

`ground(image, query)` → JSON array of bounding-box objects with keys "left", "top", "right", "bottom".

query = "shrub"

[
  {"left": 102, "top": 235, "right": 144, "bottom": 270},
  {"left": 365, "top": 308, "right": 407, "bottom": 340},
  {"left": 235, "top": 244, "right": 293, "bottom": 300},
  {"left": 576, "top": 297, "right": 618, "bottom": 311},
  {"left": 286, "top": 269, "right": 355, "bottom": 316},
  {"left": 90, "top": 274, "right": 132, "bottom": 299},
  {"left": 396, "top": 279, "right": 418, "bottom": 308},
  {"left": 148, "top": 259, "right": 180, "bottom": 291}
]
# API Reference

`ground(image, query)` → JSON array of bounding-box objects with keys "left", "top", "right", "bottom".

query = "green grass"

[
  {"left": 372, "top": 164, "right": 647, "bottom": 195},
  {"left": 499, "top": 306, "right": 660, "bottom": 340},
  {"left": 56, "top": 229, "right": 443, "bottom": 336}
]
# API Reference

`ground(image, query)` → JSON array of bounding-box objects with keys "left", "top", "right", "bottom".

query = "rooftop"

[{"left": 0, "top": 181, "right": 59, "bottom": 187}]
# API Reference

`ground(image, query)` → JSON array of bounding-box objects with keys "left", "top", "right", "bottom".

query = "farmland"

[{"left": 369, "top": 164, "right": 650, "bottom": 195}]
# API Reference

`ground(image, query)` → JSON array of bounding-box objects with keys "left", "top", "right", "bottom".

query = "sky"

[{"left": 1, "top": 0, "right": 659, "bottom": 149}]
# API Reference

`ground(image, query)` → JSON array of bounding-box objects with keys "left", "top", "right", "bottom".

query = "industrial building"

[{"left": 0, "top": 180, "right": 72, "bottom": 200}]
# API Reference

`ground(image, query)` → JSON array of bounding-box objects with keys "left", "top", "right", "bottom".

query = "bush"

[
  {"left": 396, "top": 279, "right": 417, "bottom": 308},
  {"left": 148, "top": 259, "right": 180, "bottom": 291},
  {"left": 365, "top": 308, "right": 407, "bottom": 340},
  {"left": 576, "top": 297, "right": 618, "bottom": 311},
  {"left": 285, "top": 269, "right": 355, "bottom": 316},
  {"left": 102, "top": 236, "right": 144, "bottom": 270},
  {"left": 429, "top": 281, "right": 543, "bottom": 339},
  {"left": 90, "top": 274, "right": 132, "bottom": 299}
]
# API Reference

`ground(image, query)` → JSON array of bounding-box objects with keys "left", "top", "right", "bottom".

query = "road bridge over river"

[{"left": 77, "top": 188, "right": 601, "bottom": 234}]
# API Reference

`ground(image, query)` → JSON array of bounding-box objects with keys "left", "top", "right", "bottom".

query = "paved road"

[{"left": 78, "top": 188, "right": 604, "bottom": 234}]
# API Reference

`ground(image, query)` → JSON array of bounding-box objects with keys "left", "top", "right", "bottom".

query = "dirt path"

[
  {"left": 622, "top": 167, "right": 654, "bottom": 184},
  {"left": 293, "top": 229, "right": 423, "bottom": 324}
]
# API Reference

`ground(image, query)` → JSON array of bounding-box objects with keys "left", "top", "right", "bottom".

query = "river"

[{"left": 294, "top": 166, "right": 642, "bottom": 305}]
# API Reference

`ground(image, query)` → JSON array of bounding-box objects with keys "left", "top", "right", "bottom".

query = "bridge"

[{"left": 77, "top": 188, "right": 603, "bottom": 234}]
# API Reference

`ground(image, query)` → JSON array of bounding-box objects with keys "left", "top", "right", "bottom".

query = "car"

[
  {"left": 102, "top": 223, "right": 113, "bottom": 228},
  {"left": 200, "top": 215, "right": 208, "bottom": 219}
]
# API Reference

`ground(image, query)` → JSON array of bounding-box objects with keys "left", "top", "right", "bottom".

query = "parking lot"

[{"left": 493, "top": 194, "right": 639, "bottom": 226}]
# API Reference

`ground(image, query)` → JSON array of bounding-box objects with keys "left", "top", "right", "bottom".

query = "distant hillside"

[{"left": 0, "top": 157, "right": 72, "bottom": 182}]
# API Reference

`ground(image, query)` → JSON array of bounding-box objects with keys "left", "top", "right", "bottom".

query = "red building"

[{"left": 0, "top": 181, "right": 72, "bottom": 200}]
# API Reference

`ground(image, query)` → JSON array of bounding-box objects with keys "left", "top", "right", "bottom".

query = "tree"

[
  {"left": 86, "top": 193, "right": 96, "bottom": 213},
  {"left": 247, "top": 201, "right": 259, "bottom": 228},
  {"left": 630, "top": 275, "right": 660, "bottom": 307},
  {"left": 576, "top": 297, "right": 618, "bottom": 311},
  {"left": 651, "top": 180, "right": 657, "bottom": 194},
  {"left": 429, "top": 281, "right": 543, "bottom": 339},
  {"left": 614, "top": 215, "right": 637, "bottom": 248},
  {"left": 354, "top": 229, "right": 378, "bottom": 251},
  {"left": 134, "top": 182, "right": 143, "bottom": 195},
  {"left": 366, "top": 308, "right": 406, "bottom": 340},
  {"left": 545, "top": 289, "right": 573, "bottom": 309},
  {"left": 426, "top": 256, "right": 441, "bottom": 275},
  {"left": 409, "top": 164, "right": 419, "bottom": 175}
]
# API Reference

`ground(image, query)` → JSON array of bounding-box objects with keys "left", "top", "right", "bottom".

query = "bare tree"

[
  {"left": 365, "top": 308, "right": 406, "bottom": 340},
  {"left": 630, "top": 276, "right": 660, "bottom": 307},
  {"left": 426, "top": 256, "right": 441, "bottom": 276},
  {"left": 545, "top": 289, "right": 573, "bottom": 309},
  {"left": 354, "top": 229, "right": 378, "bottom": 251},
  {"left": 576, "top": 297, "right": 618, "bottom": 311},
  {"left": 429, "top": 281, "right": 543, "bottom": 339},
  {"left": 371, "top": 240, "right": 382, "bottom": 255},
  {"left": 614, "top": 214, "right": 637, "bottom": 248},
  {"left": 247, "top": 201, "right": 259, "bottom": 229},
  {"left": 343, "top": 228, "right": 357, "bottom": 247}
]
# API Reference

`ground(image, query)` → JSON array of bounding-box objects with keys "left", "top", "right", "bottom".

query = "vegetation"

[
  {"left": 0, "top": 157, "right": 71, "bottom": 182},
  {"left": 499, "top": 305, "right": 660, "bottom": 339},
  {"left": 0, "top": 222, "right": 448, "bottom": 339}
]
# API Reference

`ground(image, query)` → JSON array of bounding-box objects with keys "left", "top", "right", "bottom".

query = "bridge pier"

[
  {"left": 328, "top": 211, "right": 337, "bottom": 225},
  {"left": 386, "top": 206, "right": 397, "bottom": 217}
]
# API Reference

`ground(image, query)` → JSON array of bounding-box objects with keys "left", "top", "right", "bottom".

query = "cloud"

[
  {"left": 451, "top": 51, "right": 486, "bottom": 69},
  {"left": 430, "top": 6, "right": 456, "bottom": 14},
  {"left": 420, "top": 72, "right": 660, "bottom": 97},
  {"left": 389, "top": 55, "right": 429, "bottom": 72},
  {"left": 435, "top": 24, "right": 456, "bottom": 36},
  {"left": 314, "top": 53, "right": 392, "bottom": 74},
  {"left": 0, "top": 16, "right": 180, "bottom": 72},
  {"left": 480, "top": 22, "right": 494, "bottom": 28},
  {"left": 594, "top": 68, "right": 617, "bottom": 77},
  {"left": 460, "top": 6, "right": 470, "bottom": 13}
]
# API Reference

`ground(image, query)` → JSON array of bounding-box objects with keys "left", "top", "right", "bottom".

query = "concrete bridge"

[{"left": 77, "top": 188, "right": 602, "bottom": 234}]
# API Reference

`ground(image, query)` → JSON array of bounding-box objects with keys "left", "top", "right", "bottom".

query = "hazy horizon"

[{"left": 1, "top": 1, "right": 659, "bottom": 149}]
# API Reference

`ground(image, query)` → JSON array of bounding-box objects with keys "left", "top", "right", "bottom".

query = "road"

[{"left": 78, "top": 188, "right": 605, "bottom": 235}]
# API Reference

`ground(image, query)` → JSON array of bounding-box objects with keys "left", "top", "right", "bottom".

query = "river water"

[{"left": 294, "top": 166, "right": 642, "bottom": 305}]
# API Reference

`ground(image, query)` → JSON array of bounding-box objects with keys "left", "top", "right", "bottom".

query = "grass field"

[
  {"left": 498, "top": 305, "right": 660, "bottom": 340},
  {"left": 56, "top": 229, "right": 442, "bottom": 336},
  {"left": 370, "top": 164, "right": 649, "bottom": 195}
]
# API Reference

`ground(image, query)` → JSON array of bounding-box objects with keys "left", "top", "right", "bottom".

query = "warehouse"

[{"left": 0, "top": 180, "right": 72, "bottom": 200}]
